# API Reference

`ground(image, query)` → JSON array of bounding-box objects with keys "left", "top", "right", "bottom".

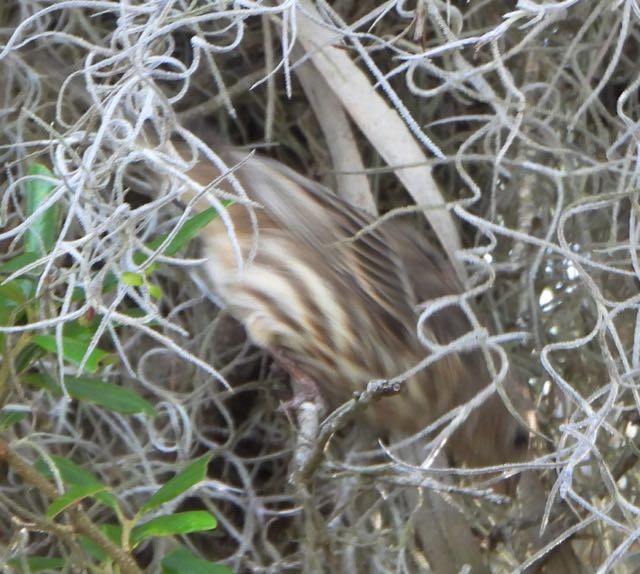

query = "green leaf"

[
  {"left": 141, "top": 454, "right": 211, "bottom": 514},
  {"left": 0, "top": 283, "right": 28, "bottom": 326},
  {"left": 47, "top": 483, "right": 108, "bottom": 519},
  {"left": 0, "top": 281, "right": 28, "bottom": 305},
  {"left": 24, "top": 163, "right": 60, "bottom": 255},
  {"left": 15, "top": 344, "right": 46, "bottom": 373},
  {"left": 36, "top": 455, "right": 99, "bottom": 484},
  {"left": 147, "top": 282, "right": 162, "bottom": 299},
  {"left": 0, "top": 251, "right": 40, "bottom": 274},
  {"left": 23, "top": 373, "right": 156, "bottom": 416},
  {"left": 35, "top": 455, "right": 119, "bottom": 510},
  {"left": 31, "top": 334, "right": 110, "bottom": 373},
  {"left": 63, "top": 319, "right": 100, "bottom": 343},
  {"left": 79, "top": 524, "right": 122, "bottom": 562},
  {"left": 161, "top": 547, "right": 232, "bottom": 574},
  {"left": 64, "top": 377, "right": 156, "bottom": 416},
  {"left": 128, "top": 203, "right": 233, "bottom": 275},
  {"left": 79, "top": 535, "right": 107, "bottom": 563},
  {"left": 0, "top": 407, "right": 28, "bottom": 429},
  {"left": 122, "top": 272, "right": 144, "bottom": 287},
  {"left": 7, "top": 557, "right": 66, "bottom": 572},
  {"left": 131, "top": 511, "right": 217, "bottom": 545},
  {"left": 22, "top": 372, "right": 58, "bottom": 393},
  {"left": 149, "top": 206, "right": 228, "bottom": 257}
]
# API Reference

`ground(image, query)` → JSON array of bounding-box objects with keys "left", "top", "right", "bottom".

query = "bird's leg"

[
  {"left": 270, "top": 349, "right": 327, "bottom": 416},
  {"left": 269, "top": 349, "right": 329, "bottom": 480}
]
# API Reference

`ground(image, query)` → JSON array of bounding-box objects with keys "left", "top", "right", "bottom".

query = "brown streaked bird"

[{"left": 171, "top": 142, "right": 532, "bottom": 484}]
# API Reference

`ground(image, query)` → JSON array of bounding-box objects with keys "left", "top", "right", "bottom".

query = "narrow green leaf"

[
  {"left": 79, "top": 524, "right": 122, "bottom": 562},
  {"left": 47, "top": 483, "right": 108, "bottom": 519},
  {"left": 148, "top": 206, "right": 228, "bottom": 257},
  {"left": 79, "top": 535, "right": 108, "bottom": 563},
  {"left": 65, "top": 377, "right": 156, "bottom": 415},
  {"left": 7, "top": 557, "right": 66, "bottom": 572},
  {"left": 132, "top": 511, "right": 217, "bottom": 545},
  {"left": 35, "top": 455, "right": 119, "bottom": 510},
  {"left": 141, "top": 454, "right": 211, "bottom": 513},
  {"left": 35, "top": 455, "right": 100, "bottom": 485},
  {"left": 31, "top": 335, "right": 110, "bottom": 373},
  {"left": 23, "top": 373, "right": 156, "bottom": 416},
  {"left": 24, "top": 164, "right": 60, "bottom": 255},
  {"left": 161, "top": 547, "right": 232, "bottom": 574},
  {"left": 103, "top": 523, "right": 122, "bottom": 543},
  {"left": 15, "top": 344, "right": 46, "bottom": 373},
  {"left": 0, "top": 251, "right": 40, "bottom": 273},
  {"left": 122, "top": 272, "right": 144, "bottom": 287},
  {"left": 129, "top": 203, "right": 232, "bottom": 273},
  {"left": 22, "top": 373, "right": 58, "bottom": 393},
  {"left": 0, "top": 408, "right": 28, "bottom": 429}
]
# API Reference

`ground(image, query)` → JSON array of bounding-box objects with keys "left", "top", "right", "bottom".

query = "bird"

[{"left": 166, "top": 139, "right": 532, "bottom": 484}]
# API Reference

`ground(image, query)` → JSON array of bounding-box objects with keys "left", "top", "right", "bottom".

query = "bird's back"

[{"left": 179, "top": 143, "right": 531, "bottom": 471}]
